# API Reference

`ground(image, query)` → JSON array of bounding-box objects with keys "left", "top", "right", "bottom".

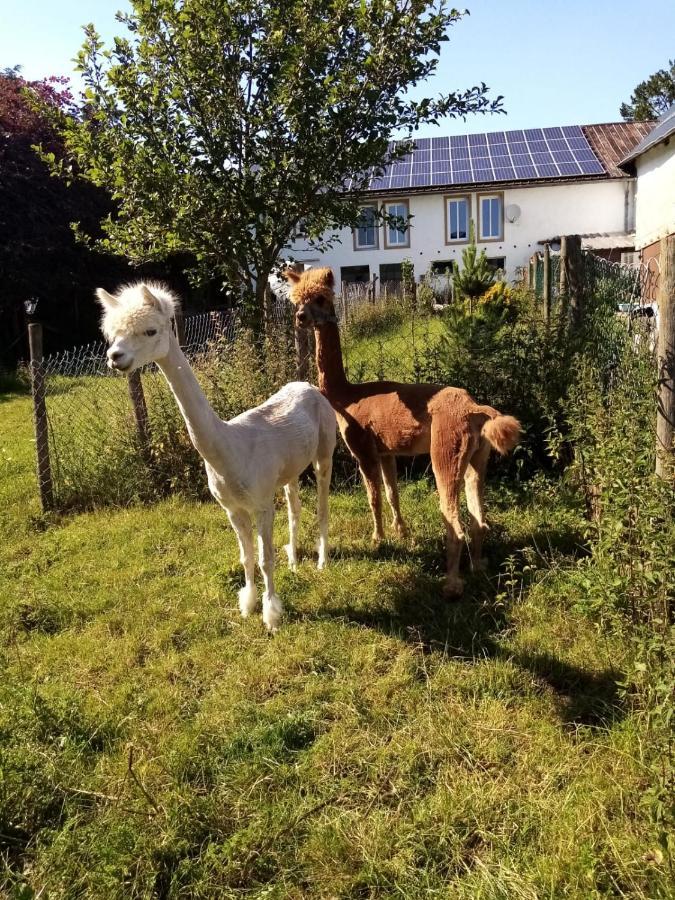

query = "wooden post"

[
  {"left": 656, "top": 234, "right": 675, "bottom": 479},
  {"left": 28, "top": 322, "right": 54, "bottom": 511},
  {"left": 173, "top": 309, "right": 186, "bottom": 346},
  {"left": 127, "top": 370, "right": 151, "bottom": 455},
  {"left": 560, "top": 235, "right": 584, "bottom": 326},
  {"left": 543, "top": 243, "right": 551, "bottom": 322}
]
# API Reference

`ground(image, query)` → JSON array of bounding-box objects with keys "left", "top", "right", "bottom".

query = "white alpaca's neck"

[{"left": 155, "top": 335, "right": 226, "bottom": 466}]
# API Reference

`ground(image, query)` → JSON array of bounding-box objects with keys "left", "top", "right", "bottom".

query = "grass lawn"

[{"left": 0, "top": 388, "right": 669, "bottom": 898}]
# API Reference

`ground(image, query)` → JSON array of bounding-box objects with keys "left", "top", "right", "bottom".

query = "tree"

[
  {"left": 452, "top": 222, "right": 494, "bottom": 305},
  {"left": 0, "top": 67, "right": 133, "bottom": 365},
  {"left": 54, "top": 0, "right": 503, "bottom": 324},
  {"left": 620, "top": 60, "right": 675, "bottom": 122}
]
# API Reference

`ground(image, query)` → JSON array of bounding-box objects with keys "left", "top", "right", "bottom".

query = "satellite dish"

[{"left": 505, "top": 204, "right": 521, "bottom": 223}]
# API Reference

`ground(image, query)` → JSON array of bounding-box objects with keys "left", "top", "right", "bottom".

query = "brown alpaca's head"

[{"left": 285, "top": 267, "right": 337, "bottom": 329}]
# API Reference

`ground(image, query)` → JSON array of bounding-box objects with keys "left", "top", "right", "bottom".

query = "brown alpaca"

[{"left": 286, "top": 267, "right": 521, "bottom": 596}]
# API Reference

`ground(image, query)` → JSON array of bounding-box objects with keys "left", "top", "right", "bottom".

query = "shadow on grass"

[{"left": 321, "top": 523, "right": 623, "bottom": 729}]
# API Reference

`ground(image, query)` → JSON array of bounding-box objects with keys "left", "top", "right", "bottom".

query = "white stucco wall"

[
  {"left": 288, "top": 179, "right": 633, "bottom": 290},
  {"left": 633, "top": 142, "right": 675, "bottom": 250}
]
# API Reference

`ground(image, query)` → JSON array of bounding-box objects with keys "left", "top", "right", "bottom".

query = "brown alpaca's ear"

[
  {"left": 95, "top": 288, "right": 119, "bottom": 309},
  {"left": 140, "top": 284, "right": 161, "bottom": 308},
  {"left": 317, "top": 268, "right": 334, "bottom": 288},
  {"left": 284, "top": 269, "right": 301, "bottom": 284}
]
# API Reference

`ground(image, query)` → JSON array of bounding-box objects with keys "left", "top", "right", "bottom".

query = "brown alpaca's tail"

[{"left": 481, "top": 412, "right": 522, "bottom": 455}]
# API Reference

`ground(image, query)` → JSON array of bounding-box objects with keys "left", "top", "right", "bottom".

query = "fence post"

[
  {"left": 174, "top": 308, "right": 186, "bottom": 346},
  {"left": 28, "top": 322, "right": 54, "bottom": 511},
  {"left": 656, "top": 234, "right": 675, "bottom": 479},
  {"left": 543, "top": 243, "right": 551, "bottom": 322},
  {"left": 127, "top": 371, "right": 151, "bottom": 457},
  {"left": 560, "top": 235, "right": 584, "bottom": 326},
  {"left": 368, "top": 274, "right": 375, "bottom": 304}
]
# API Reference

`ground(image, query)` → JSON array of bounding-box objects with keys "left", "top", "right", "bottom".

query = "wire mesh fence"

[
  {"left": 29, "top": 289, "right": 445, "bottom": 511},
  {"left": 26, "top": 244, "right": 668, "bottom": 513}
]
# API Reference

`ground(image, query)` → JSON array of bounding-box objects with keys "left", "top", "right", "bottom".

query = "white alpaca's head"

[{"left": 96, "top": 282, "right": 179, "bottom": 373}]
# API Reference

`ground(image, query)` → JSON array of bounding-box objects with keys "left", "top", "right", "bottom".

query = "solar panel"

[{"left": 369, "top": 124, "right": 608, "bottom": 190}]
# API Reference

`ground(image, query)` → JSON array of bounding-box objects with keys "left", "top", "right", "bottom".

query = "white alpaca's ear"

[
  {"left": 140, "top": 284, "right": 161, "bottom": 309},
  {"left": 95, "top": 288, "right": 119, "bottom": 309}
]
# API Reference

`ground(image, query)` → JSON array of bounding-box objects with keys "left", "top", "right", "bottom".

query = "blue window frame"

[
  {"left": 479, "top": 194, "right": 503, "bottom": 240},
  {"left": 446, "top": 196, "right": 469, "bottom": 242}
]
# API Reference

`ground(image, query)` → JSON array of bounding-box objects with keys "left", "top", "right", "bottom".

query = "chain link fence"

[
  {"left": 27, "top": 289, "right": 445, "bottom": 511},
  {"left": 27, "top": 243, "right": 668, "bottom": 512}
]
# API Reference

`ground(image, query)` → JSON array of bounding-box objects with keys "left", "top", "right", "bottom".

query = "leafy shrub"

[
  {"left": 427, "top": 280, "right": 626, "bottom": 471},
  {"left": 477, "top": 280, "right": 513, "bottom": 308},
  {"left": 552, "top": 334, "right": 674, "bottom": 862}
]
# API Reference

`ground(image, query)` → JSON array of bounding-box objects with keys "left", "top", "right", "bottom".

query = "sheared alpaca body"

[
  {"left": 287, "top": 267, "right": 521, "bottom": 596},
  {"left": 97, "top": 281, "right": 336, "bottom": 632}
]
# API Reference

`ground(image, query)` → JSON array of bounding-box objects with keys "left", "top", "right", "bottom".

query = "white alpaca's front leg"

[
  {"left": 256, "top": 506, "right": 283, "bottom": 633},
  {"left": 227, "top": 508, "right": 258, "bottom": 617},
  {"left": 313, "top": 456, "right": 332, "bottom": 570},
  {"left": 283, "top": 480, "right": 301, "bottom": 571}
]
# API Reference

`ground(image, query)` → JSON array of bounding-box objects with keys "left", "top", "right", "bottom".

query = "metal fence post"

[
  {"left": 656, "top": 234, "right": 675, "bottom": 479},
  {"left": 28, "top": 322, "right": 54, "bottom": 511}
]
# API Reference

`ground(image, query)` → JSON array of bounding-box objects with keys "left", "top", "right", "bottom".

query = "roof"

[
  {"left": 538, "top": 232, "right": 635, "bottom": 250},
  {"left": 356, "top": 121, "right": 654, "bottom": 195},
  {"left": 583, "top": 122, "right": 655, "bottom": 177},
  {"left": 618, "top": 104, "right": 675, "bottom": 172}
]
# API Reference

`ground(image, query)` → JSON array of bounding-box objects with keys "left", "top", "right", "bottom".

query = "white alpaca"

[{"left": 97, "top": 282, "right": 336, "bottom": 632}]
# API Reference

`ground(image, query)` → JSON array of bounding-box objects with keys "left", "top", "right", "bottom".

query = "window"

[
  {"left": 379, "top": 263, "right": 403, "bottom": 284},
  {"left": 353, "top": 206, "right": 378, "bottom": 250},
  {"left": 486, "top": 256, "right": 505, "bottom": 273},
  {"left": 445, "top": 196, "right": 470, "bottom": 243},
  {"left": 292, "top": 218, "right": 308, "bottom": 240},
  {"left": 478, "top": 193, "right": 503, "bottom": 241},
  {"left": 383, "top": 200, "right": 410, "bottom": 249},
  {"left": 340, "top": 265, "right": 370, "bottom": 285},
  {"left": 430, "top": 260, "right": 456, "bottom": 275}
]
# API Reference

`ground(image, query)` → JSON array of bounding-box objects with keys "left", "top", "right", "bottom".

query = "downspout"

[{"left": 624, "top": 177, "right": 636, "bottom": 235}]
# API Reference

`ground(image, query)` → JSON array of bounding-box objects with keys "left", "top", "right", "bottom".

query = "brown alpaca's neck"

[{"left": 314, "top": 321, "right": 349, "bottom": 396}]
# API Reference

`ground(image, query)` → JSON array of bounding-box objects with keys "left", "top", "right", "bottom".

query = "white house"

[
  {"left": 287, "top": 121, "right": 654, "bottom": 292},
  {"left": 618, "top": 104, "right": 675, "bottom": 268}
]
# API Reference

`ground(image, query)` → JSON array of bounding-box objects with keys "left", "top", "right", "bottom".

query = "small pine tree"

[{"left": 453, "top": 221, "right": 495, "bottom": 305}]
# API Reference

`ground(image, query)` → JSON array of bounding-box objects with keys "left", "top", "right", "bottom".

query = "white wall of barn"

[
  {"left": 633, "top": 143, "right": 675, "bottom": 250},
  {"left": 287, "top": 179, "right": 633, "bottom": 290}
]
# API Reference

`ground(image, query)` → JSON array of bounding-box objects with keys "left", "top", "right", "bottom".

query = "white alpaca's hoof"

[
  {"left": 284, "top": 543, "right": 298, "bottom": 571},
  {"left": 262, "top": 592, "right": 283, "bottom": 633},
  {"left": 238, "top": 584, "right": 258, "bottom": 618}
]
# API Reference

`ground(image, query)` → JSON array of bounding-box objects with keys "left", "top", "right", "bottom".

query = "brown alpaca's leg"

[
  {"left": 464, "top": 439, "right": 491, "bottom": 572},
  {"left": 379, "top": 455, "right": 407, "bottom": 538},
  {"left": 357, "top": 457, "right": 384, "bottom": 544},
  {"left": 430, "top": 422, "right": 473, "bottom": 597}
]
